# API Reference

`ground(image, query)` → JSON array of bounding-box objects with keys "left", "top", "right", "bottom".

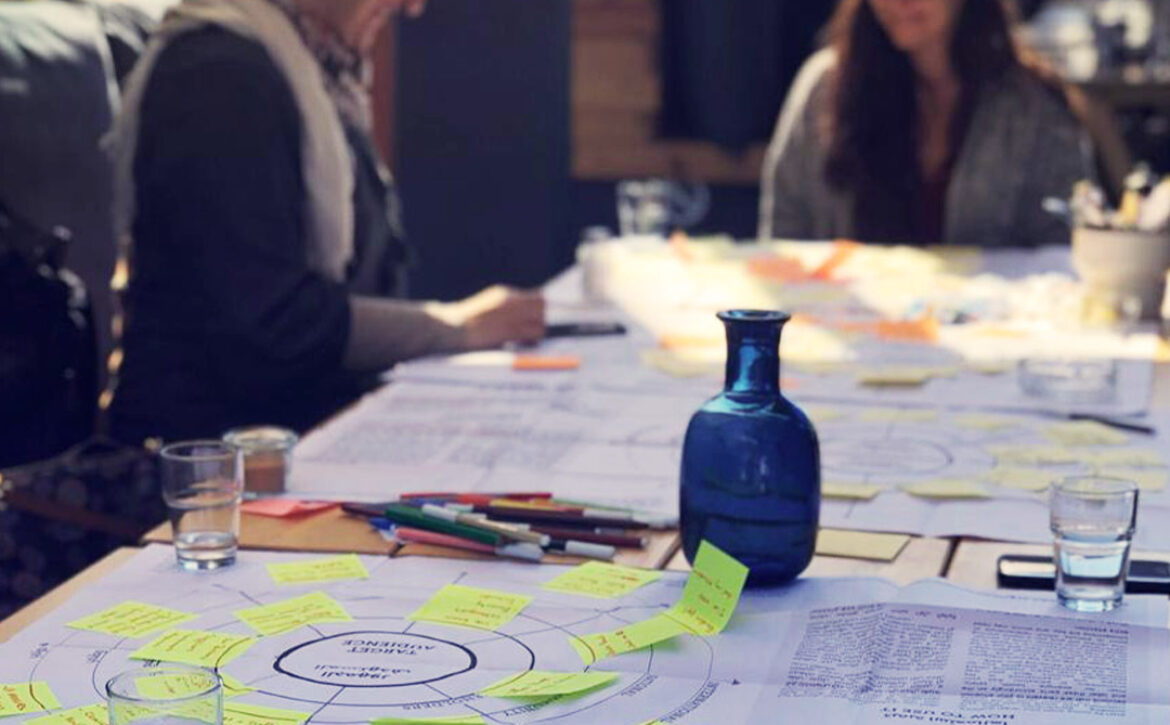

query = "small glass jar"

[{"left": 222, "top": 426, "right": 298, "bottom": 495}]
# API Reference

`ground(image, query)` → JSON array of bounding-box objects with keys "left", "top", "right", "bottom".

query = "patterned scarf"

[{"left": 264, "top": 0, "right": 372, "bottom": 131}]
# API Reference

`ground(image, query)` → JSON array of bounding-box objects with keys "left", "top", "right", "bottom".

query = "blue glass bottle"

[{"left": 679, "top": 310, "right": 820, "bottom": 585}]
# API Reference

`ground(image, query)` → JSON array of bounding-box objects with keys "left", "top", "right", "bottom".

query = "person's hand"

[{"left": 450, "top": 285, "right": 546, "bottom": 350}]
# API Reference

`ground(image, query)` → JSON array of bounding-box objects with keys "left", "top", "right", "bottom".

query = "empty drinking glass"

[
  {"left": 107, "top": 665, "right": 222, "bottom": 725},
  {"left": 160, "top": 441, "right": 242, "bottom": 570},
  {"left": 1051, "top": 476, "right": 1139, "bottom": 612}
]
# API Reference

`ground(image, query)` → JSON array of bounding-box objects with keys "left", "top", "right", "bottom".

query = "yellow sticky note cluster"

[
  {"left": 67, "top": 601, "right": 197, "bottom": 639},
  {"left": 372, "top": 716, "right": 485, "bottom": 725},
  {"left": 130, "top": 629, "right": 255, "bottom": 668},
  {"left": 816, "top": 530, "right": 910, "bottom": 562},
  {"left": 223, "top": 703, "right": 310, "bottom": 725},
  {"left": 235, "top": 592, "right": 352, "bottom": 636},
  {"left": 479, "top": 670, "right": 616, "bottom": 699},
  {"left": 542, "top": 562, "right": 662, "bottom": 599},
  {"left": 1045, "top": 421, "right": 1130, "bottom": 446},
  {"left": 0, "top": 683, "right": 61, "bottom": 718},
  {"left": 267, "top": 555, "right": 369, "bottom": 585},
  {"left": 26, "top": 704, "right": 107, "bottom": 725},
  {"left": 570, "top": 541, "right": 748, "bottom": 664},
  {"left": 409, "top": 585, "right": 532, "bottom": 632},
  {"left": 901, "top": 479, "right": 991, "bottom": 499},
  {"left": 822, "top": 482, "right": 883, "bottom": 501}
]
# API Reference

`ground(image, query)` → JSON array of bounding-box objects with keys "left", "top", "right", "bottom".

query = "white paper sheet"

[{"left": 1, "top": 546, "right": 1165, "bottom": 725}]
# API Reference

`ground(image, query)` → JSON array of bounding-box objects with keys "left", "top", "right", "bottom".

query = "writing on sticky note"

[
  {"left": 816, "top": 530, "right": 909, "bottom": 562},
  {"left": 901, "top": 480, "right": 990, "bottom": 499},
  {"left": 241, "top": 500, "right": 338, "bottom": 518},
  {"left": 479, "top": 670, "right": 616, "bottom": 699},
  {"left": 987, "top": 467, "right": 1057, "bottom": 492},
  {"left": 235, "top": 591, "right": 352, "bottom": 636},
  {"left": 665, "top": 541, "right": 748, "bottom": 636},
  {"left": 569, "top": 614, "right": 687, "bottom": 665},
  {"left": 822, "top": 482, "right": 882, "bottom": 501},
  {"left": 542, "top": 562, "right": 662, "bottom": 599},
  {"left": 513, "top": 355, "right": 580, "bottom": 372},
  {"left": 223, "top": 703, "right": 310, "bottom": 725},
  {"left": 1045, "top": 421, "right": 1130, "bottom": 447},
  {"left": 409, "top": 585, "right": 531, "bottom": 631},
  {"left": 1096, "top": 467, "right": 1168, "bottom": 492},
  {"left": 267, "top": 554, "right": 369, "bottom": 585},
  {"left": 67, "top": 601, "right": 197, "bottom": 639},
  {"left": 0, "top": 683, "right": 61, "bottom": 717},
  {"left": 372, "top": 716, "right": 485, "bottom": 725},
  {"left": 135, "top": 671, "right": 219, "bottom": 700},
  {"left": 130, "top": 629, "right": 254, "bottom": 668},
  {"left": 26, "top": 704, "right": 107, "bottom": 725}
]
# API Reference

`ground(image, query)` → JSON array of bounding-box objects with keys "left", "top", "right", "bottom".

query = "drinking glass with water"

[
  {"left": 160, "top": 440, "right": 242, "bottom": 571},
  {"left": 107, "top": 665, "right": 222, "bottom": 725},
  {"left": 1051, "top": 476, "right": 1139, "bottom": 612}
]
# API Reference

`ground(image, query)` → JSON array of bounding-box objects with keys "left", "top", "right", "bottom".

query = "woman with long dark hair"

[{"left": 760, "top": 0, "right": 1099, "bottom": 246}]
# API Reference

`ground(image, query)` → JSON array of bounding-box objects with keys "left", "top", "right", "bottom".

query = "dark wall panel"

[{"left": 395, "top": 0, "right": 572, "bottom": 300}]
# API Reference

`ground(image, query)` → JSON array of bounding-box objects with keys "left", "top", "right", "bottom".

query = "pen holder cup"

[{"left": 1072, "top": 227, "right": 1170, "bottom": 321}]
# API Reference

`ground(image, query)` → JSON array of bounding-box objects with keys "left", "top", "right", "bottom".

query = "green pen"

[{"left": 383, "top": 504, "right": 502, "bottom": 547}]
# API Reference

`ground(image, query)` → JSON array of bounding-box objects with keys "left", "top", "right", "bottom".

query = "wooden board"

[
  {"left": 143, "top": 507, "right": 397, "bottom": 556},
  {"left": 666, "top": 537, "right": 954, "bottom": 587},
  {"left": 0, "top": 548, "right": 139, "bottom": 643},
  {"left": 946, "top": 539, "right": 1170, "bottom": 592}
]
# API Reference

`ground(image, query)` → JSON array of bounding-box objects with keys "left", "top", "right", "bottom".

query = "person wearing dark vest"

[
  {"left": 760, "top": 0, "right": 1118, "bottom": 248},
  {"left": 108, "top": 0, "right": 545, "bottom": 443}
]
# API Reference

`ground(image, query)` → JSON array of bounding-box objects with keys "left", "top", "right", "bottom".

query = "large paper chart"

[{"left": 2, "top": 547, "right": 1167, "bottom": 725}]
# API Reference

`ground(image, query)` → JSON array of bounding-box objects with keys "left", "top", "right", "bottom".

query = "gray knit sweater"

[{"left": 759, "top": 50, "right": 1093, "bottom": 246}]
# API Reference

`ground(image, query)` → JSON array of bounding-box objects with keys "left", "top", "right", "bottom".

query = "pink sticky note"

[{"left": 241, "top": 500, "right": 338, "bottom": 518}]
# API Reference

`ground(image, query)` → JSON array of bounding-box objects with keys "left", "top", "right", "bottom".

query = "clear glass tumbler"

[
  {"left": 1051, "top": 477, "right": 1139, "bottom": 612},
  {"left": 107, "top": 665, "right": 222, "bottom": 725},
  {"left": 160, "top": 441, "right": 242, "bottom": 570}
]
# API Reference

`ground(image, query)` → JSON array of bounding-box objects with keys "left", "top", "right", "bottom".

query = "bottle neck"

[{"left": 723, "top": 326, "right": 781, "bottom": 397}]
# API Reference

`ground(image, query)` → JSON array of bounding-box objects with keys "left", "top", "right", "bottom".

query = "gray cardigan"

[{"left": 759, "top": 50, "right": 1093, "bottom": 246}]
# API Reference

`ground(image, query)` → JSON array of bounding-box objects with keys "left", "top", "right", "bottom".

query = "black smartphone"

[
  {"left": 997, "top": 554, "right": 1170, "bottom": 594},
  {"left": 545, "top": 322, "right": 627, "bottom": 339}
]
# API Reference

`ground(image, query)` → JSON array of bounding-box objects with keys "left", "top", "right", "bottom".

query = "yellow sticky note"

[
  {"left": 223, "top": 703, "right": 310, "bottom": 725},
  {"left": 901, "top": 480, "right": 991, "bottom": 499},
  {"left": 130, "top": 629, "right": 255, "bottom": 668},
  {"left": 67, "top": 601, "right": 197, "bottom": 639},
  {"left": 1045, "top": 421, "right": 1130, "bottom": 447},
  {"left": 267, "top": 555, "right": 369, "bottom": 585},
  {"left": 219, "top": 674, "right": 254, "bottom": 699},
  {"left": 409, "top": 585, "right": 531, "bottom": 631},
  {"left": 953, "top": 414, "right": 1018, "bottom": 431},
  {"left": 664, "top": 540, "right": 748, "bottom": 636},
  {"left": 965, "top": 360, "right": 1012, "bottom": 375},
  {"left": 1086, "top": 449, "right": 1167, "bottom": 468},
  {"left": 26, "top": 704, "right": 107, "bottom": 725},
  {"left": 542, "top": 562, "right": 662, "bottom": 599},
  {"left": 372, "top": 717, "right": 485, "bottom": 725},
  {"left": 856, "top": 368, "right": 934, "bottom": 387},
  {"left": 816, "top": 530, "right": 909, "bottom": 562},
  {"left": 479, "top": 670, "right": 616, "bottom": 699},
  {"left": 1096, "top": 468, "right": 1168, "bottom": 492},
  {"left": 135, "top": 672, "right": 219, "bottom": 700},
  {"left": 0, "top": 683, "right": 61, "bottom": 718},
  {"left": 987, "top": 467, "right": 1058, "bottom": 492},
  {"left": 822, "top": 482, "right": 882, "bottom": 500},
  {"left": 857, "top": 408, "right": 937, "bottom": 423},
  {"left": 569, "top": 614, "right": 688, "bottom": 665},
  {"left": 235, "top": 591, "right": 352, "bottom": 636},
  {"left": 803, "top": 405, "right": 845, "bottom": 424},
  {"left": 989, "top": 446, "right": 1081, "bottom": 466}
]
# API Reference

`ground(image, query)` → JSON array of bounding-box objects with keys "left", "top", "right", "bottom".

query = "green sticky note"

[
  {"left": 0, "top": 683, "right": 61, "bottom": 718},
  {"left": 223, "top": 703, "right": 311, "bottom": 725},
  {"left": 26, "top": 704, "right": 107, "bottom": 725},
  {"left": 479, "top": 670, "right": 617, "bottom": 699},
  {"left": 569, "top": 613, "right": 687, "bottom": 665},
  {"left": 372, "top": 716, "right": 486, "bottom": 724},
  {"left": 219, "top": 673, "right": 254, "bottom": 699},
  {"left": 1045, "top": 421, "right": 1130, "bottom": 446},
  {"left": 409, "top": 585, "right": 531, "bottom": 631},
  {"left": 267, "top": 555, "right": 369, "bottom": 585},
  {"left": 235, "top": 591, "right": 352, "bottom": 636},
  {"left": 67, "top": 601, "right": 197, "bottom": 639},
  {"left": 130, "top": 629, "right": 255, "bottom": 668},
  {"left": 542, "top": 562, "right": 662, "bottom": 599},
  {"left": 664, "top": 540, "right": 748, "bottom": 636}
]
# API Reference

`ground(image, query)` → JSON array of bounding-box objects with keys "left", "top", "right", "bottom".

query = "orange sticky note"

[
  {"left": 875, "top": 318, "right": 939, "bottom": 343},
  {"left": 746, "top": 255, "right": 809, "bottom": 282},
  {"left": 513, "top": 355, "right": 580, "bottom": 371},
  {"left": 241, "top": 500, "right": 338, "bottom": 518},
  {"left": 810, "top": 240, "right": 860, "bottom": 280}
]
